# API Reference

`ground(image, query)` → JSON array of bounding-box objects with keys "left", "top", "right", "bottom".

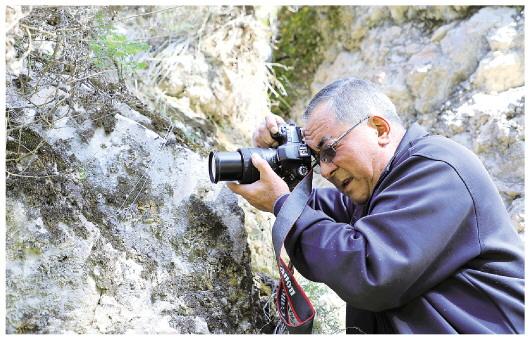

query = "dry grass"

[{"left": 119, "top": 6, "right": 279, "bottom": 150}]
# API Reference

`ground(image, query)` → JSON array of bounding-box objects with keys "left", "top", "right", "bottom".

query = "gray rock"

[{"left": 6, "top": 6, "right": 276, "bottom": 334}]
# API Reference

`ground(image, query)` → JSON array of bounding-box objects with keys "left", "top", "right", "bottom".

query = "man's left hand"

[{"left": 227, "top": 153, "right": 290, "bottom": 213}]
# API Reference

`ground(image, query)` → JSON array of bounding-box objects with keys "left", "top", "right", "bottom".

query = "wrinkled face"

[{"left": 303, "top": 104, "right": 382, "bottom": 204}]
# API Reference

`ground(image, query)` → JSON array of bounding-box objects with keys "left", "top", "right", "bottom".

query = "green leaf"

[{"left": 88, "top": 11, "right": 150, "bottom": 73}]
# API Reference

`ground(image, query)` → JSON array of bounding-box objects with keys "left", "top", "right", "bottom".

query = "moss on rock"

[{"left": 270, "top": 6, "right": 349, "bottom": 117}]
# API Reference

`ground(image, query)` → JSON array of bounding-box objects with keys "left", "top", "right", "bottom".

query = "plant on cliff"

[
  {"left": 299, "top": 278, "right": 343, "bottom": 333},
  {"left": 89, "top": 9, "right": 149, "bottom": 81},
  {"left": 270, "top": 6, "right": 342, "bottom": 117}
]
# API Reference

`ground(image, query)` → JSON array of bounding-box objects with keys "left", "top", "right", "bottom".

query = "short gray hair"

[{"left": 303, "top": 78, "right": 402, "bottom": 125}]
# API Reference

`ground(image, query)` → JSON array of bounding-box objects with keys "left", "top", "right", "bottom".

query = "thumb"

[{"left": 251, "top": 153, "right": 273, "bottom": 176}]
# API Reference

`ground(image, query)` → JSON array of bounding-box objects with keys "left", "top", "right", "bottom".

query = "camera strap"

[{"left": 271, "top": 170, "right": 315, "bottom": 334}]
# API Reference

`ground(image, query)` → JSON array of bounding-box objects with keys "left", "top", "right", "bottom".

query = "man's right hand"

[{"left": 252, "top": 114, "right": 286, "bottom": 148}]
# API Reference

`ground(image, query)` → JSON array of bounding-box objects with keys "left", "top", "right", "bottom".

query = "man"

[{"left": 227, "top": 78, "right": 524, "bottom": 333}]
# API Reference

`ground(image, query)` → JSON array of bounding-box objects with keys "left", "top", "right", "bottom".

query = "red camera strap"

[{"left": 272, "top": 171, "right": 315, "bottom": 334}]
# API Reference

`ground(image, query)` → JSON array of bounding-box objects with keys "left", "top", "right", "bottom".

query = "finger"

[
  {"left": 226, "top": 182, "right": 242, "bottom": 195},
  {"left": 254, "top": 126, "right": 276, "bottom": 148},
  {"left": 228, "top": 181, "right": 256, "bottom": 200},
  {"left": 274, "top": 114, "right": 286, "bottom": 126},
  {"left": 251, "top": 153, "right": 274, "bottom": 176},
  {"left": 260, "top": 125, "right": 277, "bottom": 146},
  {"left": 265, "top": 115, "right": 280, "bottom": 135}
]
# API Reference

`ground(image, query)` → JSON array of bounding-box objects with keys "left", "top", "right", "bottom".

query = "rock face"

[
  {"left": 5, "top": 5, "right": 525, "bottom": 335},
  {"left": 294, "top": 6, "right": 525, "bottom": 233},
  {"left": 6, "top": 6, "right": 276, "bottom": 334},
  {"left": 6, "top": 119, "right": 260, "bottom": 333}
]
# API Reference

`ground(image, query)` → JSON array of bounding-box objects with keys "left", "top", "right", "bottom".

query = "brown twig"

[
  {"left": 67, "top": 70, "right": 114, "bottom": 84},
  {"left": 20, "top": 24, "right": 56, "bottom": 37},
  {"left": 114, "top": 6, "right": 181, "bottom": 22},
  {"left": 6, "top": 171, "right": 59, "bottom": 179}
]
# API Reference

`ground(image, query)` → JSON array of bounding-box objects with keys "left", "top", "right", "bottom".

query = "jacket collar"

[
  {"left": 390, "top": 122, "right": 430, "bottom": 169},
  {"left": 371, "top": 122, "right": 429, "bottom": 197}
]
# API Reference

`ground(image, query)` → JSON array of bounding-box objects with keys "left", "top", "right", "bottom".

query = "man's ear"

[{"left": 368, "top": 116, "right": 391, "bottom": 145}]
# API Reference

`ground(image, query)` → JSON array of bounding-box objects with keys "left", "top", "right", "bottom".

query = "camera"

[{"left": 209, "top": 123, "right": 312, "bottom": 189}]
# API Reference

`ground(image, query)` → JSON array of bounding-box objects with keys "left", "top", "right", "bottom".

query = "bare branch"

[
  {"left": 6, "top": 171, "right": 59, "bottom": 179},
  {"left": 67, "top": 70, "right": 114, "bottom": 84},
  {"left": 114, "top": 6, "right": 181, "bottom": 22}
]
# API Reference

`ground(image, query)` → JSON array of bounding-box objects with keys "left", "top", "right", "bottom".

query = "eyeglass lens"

[
  {"left": 311, "top": 146, "right": 335, "bottom": 174},
  {"left": 310, "top": 117, "right": 368, "bottom": 173},
  {"left": 320, "top": 146, "right": 336, "bottom": 163}
]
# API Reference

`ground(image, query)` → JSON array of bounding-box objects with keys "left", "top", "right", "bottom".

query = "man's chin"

[
  {"left": 333, "top": 184, "right": 368, "bottom": 204},
  {"left": 347, "top": 190, "right": 370, "bottom": 205},
  {"left": 350, "top": 195, "right": 368, "bottom": 205}
]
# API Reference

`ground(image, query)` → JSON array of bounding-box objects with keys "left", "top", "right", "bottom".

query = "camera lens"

[
  {"left": 209, "top": 152, "right": 219, "bottom": 182},
  {"left": 208, "top": 148, "right": 278, "bottom": 184},
  {"left": 209, "top": 151, "right": 243, "bottom": 183}
]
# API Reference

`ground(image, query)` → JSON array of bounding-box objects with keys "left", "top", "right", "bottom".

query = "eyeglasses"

[{"left": 312, "top": 116, "right": 369, "bottom": 172}]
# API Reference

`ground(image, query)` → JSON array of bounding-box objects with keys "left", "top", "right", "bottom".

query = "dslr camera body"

[{"left": 209, "top": 123, "right": 312, "bottom": 189}]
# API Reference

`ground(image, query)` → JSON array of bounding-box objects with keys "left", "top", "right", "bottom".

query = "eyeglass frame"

[{"left": 311, "top": 116, "right": 370, "bottom": 169}]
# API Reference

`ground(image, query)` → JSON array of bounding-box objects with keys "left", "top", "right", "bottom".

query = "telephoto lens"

[
  {"left": 208, "top": 148, "right": 278, "bottom": 184},
  {"left": 209, "top": 151, "right": 242, "bottom": 183}
]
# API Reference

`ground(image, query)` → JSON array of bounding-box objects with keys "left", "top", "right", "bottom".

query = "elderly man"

[{"left": 227, "top": 78, "right": 524, "bottom": 333}]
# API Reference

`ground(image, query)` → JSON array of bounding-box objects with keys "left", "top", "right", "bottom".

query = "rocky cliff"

[
  {"left": 5, "top": 5, "right": 524, "bottom": 334},
  {"left": 283, "top": 6, "right": 524, "bottom": 232},
  {"left": 6, "top": 6, "right": 276, "bottom": 334}
]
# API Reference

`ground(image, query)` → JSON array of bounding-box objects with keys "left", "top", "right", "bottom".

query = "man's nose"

[{"left": 319, "top": 161, "right": 337, "bottom": 179}]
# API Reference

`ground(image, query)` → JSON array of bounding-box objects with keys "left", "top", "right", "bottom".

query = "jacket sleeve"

[
  {"left": 274, "top": 187, "right": 355, "bottom": 223},
  {"left": 280, "top": 155, "right": 481, "bottom": 312}
]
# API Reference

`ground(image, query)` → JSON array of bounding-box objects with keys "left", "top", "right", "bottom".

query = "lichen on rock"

[{"left": 6, "top": 5, "right": 276, "bottom": 334}]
